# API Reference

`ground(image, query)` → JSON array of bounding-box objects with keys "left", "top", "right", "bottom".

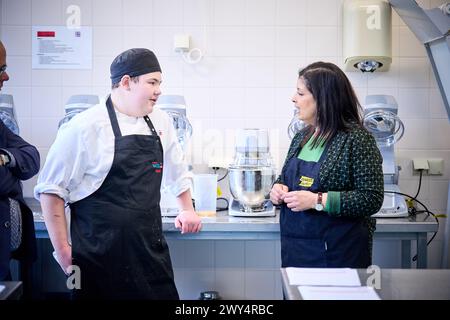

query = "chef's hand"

[
  {"left": 270, "top": 183, "right": 289, "bottom": 205},
  {"left": 283, "top": 190, "right": 316, "bottom": 212},
  {"left": 175, "top": 209, "right": 202, "bottom": 234},
  {"left": 53, "top": 244, "right": 72, "bottom": 275}
]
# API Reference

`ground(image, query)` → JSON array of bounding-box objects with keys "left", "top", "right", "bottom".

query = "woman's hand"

[
  {"left": 283, "top": 190, "right": 316, "bottom": 212},
  {"left": 270, "top": 183, "right": 289, "bottom": 205}
]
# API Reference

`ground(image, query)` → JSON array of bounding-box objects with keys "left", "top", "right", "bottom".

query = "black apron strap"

[
  {"left": 106, "top": 96, "right": 122, "bottom": 137},
  {"left": 143, "top": 115, "right": 157, "bottom": 135},
  {"left": 106, "top": 96, "right": 159, "bottom": 138},
  {"left": 143, "top": 115, "right": 163, "bottom": 149}
]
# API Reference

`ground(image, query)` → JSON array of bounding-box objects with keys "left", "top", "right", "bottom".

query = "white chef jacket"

[{"left": 34, "top": 98, "right": 192, "bottom": 204}]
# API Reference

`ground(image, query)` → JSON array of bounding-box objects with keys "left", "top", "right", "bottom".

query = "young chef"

[{"left": 35, "top": 48, "right": 202, "bottom": 299}]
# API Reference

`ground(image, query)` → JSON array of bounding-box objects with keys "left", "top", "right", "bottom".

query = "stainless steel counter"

[
  {"left": 27, "top": 198, "right": 438, "bottom": 268},
  {"left": 281, "top": 268, "right": 450, "bottom": 300}
]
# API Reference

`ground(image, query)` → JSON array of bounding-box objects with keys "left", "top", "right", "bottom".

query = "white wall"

[{"left": 1, "top": 0, "right": 449, "bottom": 298}]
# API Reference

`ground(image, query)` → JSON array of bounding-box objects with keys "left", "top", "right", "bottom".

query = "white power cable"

[{"left": 181, "top": 47, "right": 203, "bottom": 64}]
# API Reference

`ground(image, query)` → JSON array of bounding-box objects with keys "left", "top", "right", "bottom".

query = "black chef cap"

[{"left": 110, "top": 48, "right": 161, "bottom": 85}]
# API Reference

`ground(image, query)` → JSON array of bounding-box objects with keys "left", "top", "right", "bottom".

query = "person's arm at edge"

[
  {"left": 327, "top": 129, "right": 384, "bottom": 218},
  {"left": 40, "top": 193, "right": 72, "bottom": 274}
]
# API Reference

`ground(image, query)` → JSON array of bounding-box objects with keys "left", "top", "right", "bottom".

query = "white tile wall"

[
  {"left": 244, "top": 57, "right": 275, "bottom": 87},
  {"left": 399, "top": 26, "right": 427, "bottom": 58},
  {"left": 275, "top": 27, "right": 307, "bottom": 58},
  {"left": 430, "top": 88, "right": 448, "bottom": 119},
  {"left": 123, "top": 0, "right": 153, "bottom": 26},
  {"left": 2, "top": 0, "right": 31, "bottom": 25},
  {"left": 32, "top": 0, "right": 63, "bottom": 26},
  {"left": 306, "top": 26, "right": 338, "bottom": 57},
  {"left": 6, "top": 86, "right": 32, "bottom": 118},
  {"left": 32, "top": 69, "right": 62, "bottom": 87},
  {"left": 6, "top": 56, "right": 31, "bottom": 86},
  {"left": 1, "top": 26, "right": 31, "bottom": 55},
  {"left": 183, "top": 0, "right": 211, "bottom": 27},
  {"left": 92, "top": 0, "right": 122, "bottom": 26},
  {"left": 276, "top": 0, "right": 306, "bottom": 26},
  {"left": 1, "top": 0, "right": 449, "bottom": 299},
  {"left": 153, "top": 26, "right": 184, "bottom": 57},
  {"left": 212, "top": 0, "right": 245, "bottom": 26},
  {"left": 307, "top": 0, "right": 339, "bottom": 26},
  {"left": 245, "top": 0, "right": 275, "bottom": 26},
  {"left": 92, "top": 26, "right": 123, "bottom": 57},
  {"left": 153, "top": 0, "right": 183, "bottom": 26}
]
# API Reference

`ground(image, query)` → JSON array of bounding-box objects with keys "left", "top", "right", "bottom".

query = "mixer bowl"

[{"left": 228, "top": 166, "right": 275, "bottom": 208}]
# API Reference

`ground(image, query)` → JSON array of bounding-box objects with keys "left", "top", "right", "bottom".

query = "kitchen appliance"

[
  {"left": 287, "top": 108, "right": 306, "bottom": 139},
  {"left": 343, "top": 0, "right": 392, "bottom": 72},
  {"left": 0, "top": 94, "right": 19, "bottom": 134},
  {"left": 228, "top": 129, "right": 276, "bottom": 217},
  {"left": 363, "top": 95, "right": 408, "bottom": 218},
  {"left": 58, "top": 94, "right": 99, "bottom": 128},
  {"left": 155, "top": 95, "right": 193, "bottom": 216}
]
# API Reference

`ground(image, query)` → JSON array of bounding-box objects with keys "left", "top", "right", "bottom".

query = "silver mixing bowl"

[{"left": 228, "top": 166, "right": 275, "bottom": 209}]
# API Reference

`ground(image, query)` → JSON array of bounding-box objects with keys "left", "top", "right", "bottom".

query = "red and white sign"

[{"left": 32, "top": 26, "right": 92, "bottom": 69}]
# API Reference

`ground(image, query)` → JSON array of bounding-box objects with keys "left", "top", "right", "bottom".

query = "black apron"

[
  {"left": 280, "top": 144, "right": 371, "bottom": 268},
  {"left": 69, "top": 96, "right": 178, "bottom": 300}
]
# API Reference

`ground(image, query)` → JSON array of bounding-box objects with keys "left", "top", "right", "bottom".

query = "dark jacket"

[
  {"left": 276, "top": 125, "right": 384, "bottom": 233},
  {"left": 0, "top": 120, "right": 40, "bottom": 280}
]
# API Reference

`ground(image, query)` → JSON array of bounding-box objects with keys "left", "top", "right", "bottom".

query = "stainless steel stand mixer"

[{"left": 228, "top": 129, "right": 276, "bottom": 217}]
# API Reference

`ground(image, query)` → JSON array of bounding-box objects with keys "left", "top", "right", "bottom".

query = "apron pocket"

[{"left": 281, "top": 236, "right": 327, "bottom": 268}]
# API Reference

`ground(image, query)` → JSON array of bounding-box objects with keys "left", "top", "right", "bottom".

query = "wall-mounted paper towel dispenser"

[{"left": 343, "top": 0, "right": 392, "bottom": 72}]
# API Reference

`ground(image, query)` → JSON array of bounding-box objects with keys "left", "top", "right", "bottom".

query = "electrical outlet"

[
  {"left": 428, "top": 158, "right": 444, "bottom": 175},
  {"left": 412, "top": 158, "right": 444, "bottom": 175},
  {"left": 413, "top": 158, "right": 429, "bottom": 171}
]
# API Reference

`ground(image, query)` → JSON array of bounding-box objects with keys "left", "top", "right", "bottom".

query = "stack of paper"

[{"left": 285, "top": 267, "right": 380, "bottom": 300}]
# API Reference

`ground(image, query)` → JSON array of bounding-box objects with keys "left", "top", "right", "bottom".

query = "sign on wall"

[{"left": 32, "top": 26, "right": 92, "bottom": 69}]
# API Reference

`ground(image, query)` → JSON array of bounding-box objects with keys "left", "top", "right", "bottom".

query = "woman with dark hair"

[{"left": 270, "top": 61, "right": 384, "bottom": 268}]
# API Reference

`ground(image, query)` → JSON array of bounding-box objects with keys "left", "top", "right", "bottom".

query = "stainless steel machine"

[
  {"left": 363, "top": 95, "right": 408, "bottom": 218},
  {"left": 389, "top": 0, "right": 450, "bottom": 121},
  {"left": 287, "top": 108, "right": 306, "bottom": 139},
  {"left": 228, "top": 129, "right": 276, "bottom": 217},
  {"left": 58, "top": 94, "right": 99, "bottom": 128},
  {"left": 0, "top": 94, "right": 19, "bottom": 134},
  {"left": 155, "top": 95, "right": 193, "bottom": 216}
]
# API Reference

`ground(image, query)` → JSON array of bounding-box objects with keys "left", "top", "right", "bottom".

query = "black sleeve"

[{"left": 0, "top": 121, "right": 40, "bottom": 182}]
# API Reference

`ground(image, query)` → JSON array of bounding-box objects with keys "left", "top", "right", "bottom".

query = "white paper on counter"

[
  {"left": 286, "top": 267, "right": 361, "bottom": 286},
  {"left": 0, "top": 284, "right": 5, "bottom": 294},
  {"left": 298, "top": 285, "right": 381, "bottom": 300}
]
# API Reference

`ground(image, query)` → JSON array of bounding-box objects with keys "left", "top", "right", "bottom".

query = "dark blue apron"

[
  {"left": 69, "top": 96, "right": 179, "bottom": 300},
  {"left": 280, "top": 144, "right": 370, "bottom": 268}
]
